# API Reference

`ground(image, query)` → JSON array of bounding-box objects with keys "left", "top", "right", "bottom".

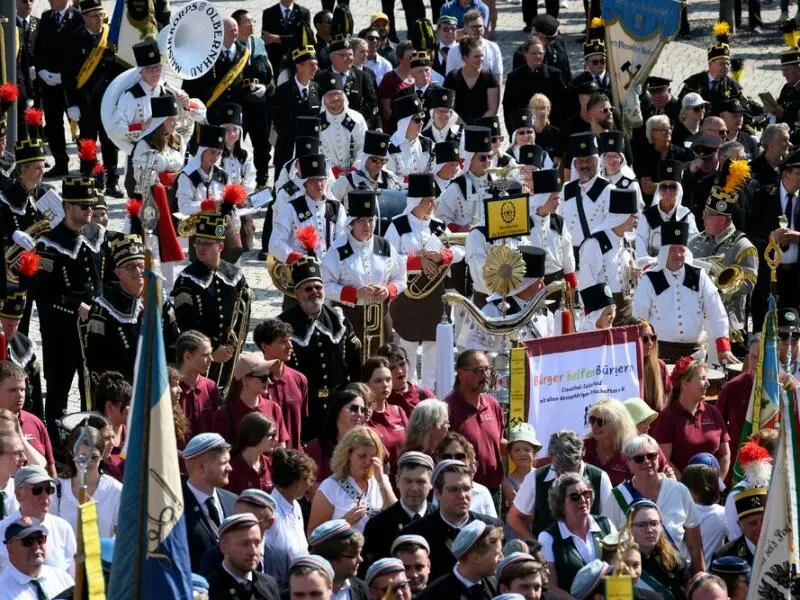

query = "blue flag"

[{"left": 108, "top": 266, "right": 193, "bottom": 599}]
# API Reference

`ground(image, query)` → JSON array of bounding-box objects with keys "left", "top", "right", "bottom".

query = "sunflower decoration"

[{"left": 483, "top": 245, "right": 526, "bottom": 297}]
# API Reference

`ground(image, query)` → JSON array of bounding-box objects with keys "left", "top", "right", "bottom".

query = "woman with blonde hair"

[
  {"left": 583, "top": 398, "right": 638, "bottom": 486},
  {"left": 529, "top": 93, "right": 561, "bottom": 168},
  {"left": 403, "top": 398, "right": 450, "bottom": 456},
  {"left": 652, "top": 357, "right": 730, "bottom": 477},
  {"left": 625, "top": 500, "right": 689, "bottom": 599},
  {"left": 637, "top": 321, "right": 670, "bottom": 412},
  {"left": 307, "top": 425, "right": 397, "bottom": 534}
]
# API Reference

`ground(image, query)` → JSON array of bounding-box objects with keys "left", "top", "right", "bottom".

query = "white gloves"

[
  {"left": 37, "top": 70, "right": 61, "bottom": 86},
  {"left": 67, "top": 106, "right": 81, "bottom": 122},
  {"left": 251, "top": 84, "right": 267, "bottom": 97}
]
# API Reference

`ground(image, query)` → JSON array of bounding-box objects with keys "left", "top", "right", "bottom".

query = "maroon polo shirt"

[
  {"left": 652, "top": 400, "right": 730, "bottom": 472},
  {"left": 388, "top": 384, "right": 435, "bottom": 418},
  {"left": 716, "top": 371, "right": 753, "bottom": 485},
  {"left": 583, "top": 437, "right": 671, "bottom": 485},
  {"left": 304, "top": 438, "right": 332, "bottom": 481},
  {"left": 267, "top": 365, "right": 309, "bottom": 450},
  {"left": 226, "top": 453, "right": 273, "bottom": 494},
  {"left": 179, "top": 375, "right": 219, "bottom": 437},
  {"left": 212, "top": 395, "right": 291, "bottom": 445},
  {"left": 444, "top": 389, "right": 505, "bottom": 489},
  {"left": 368, "top": 404, "right": 409, "bottom": 474},
  {"left": 18, "top": 410, "right": 54, "bottom": 469},
  {"left": 105, "top": 426, "right": 126, "bottom": 481}
]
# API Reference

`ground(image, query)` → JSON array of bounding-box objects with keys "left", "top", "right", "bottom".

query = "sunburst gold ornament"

[{"left": 483, "top": 245, "right": 526, "bottom": 296}]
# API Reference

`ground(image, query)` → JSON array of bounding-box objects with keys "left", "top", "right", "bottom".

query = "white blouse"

[
  {"left": 54, "top": 476, "right": 123, "bottom": 538},
  {"left": 317, "top": 475, "right": 386, "bottom": 532}
]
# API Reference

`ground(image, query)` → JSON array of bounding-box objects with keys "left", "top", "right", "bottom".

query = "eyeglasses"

[
  {"left": 1, "top": 450, "right": 25, "bottom": 460},
  {"left": 441, "top": 452, "right": 467, "bottom": 461},
  {"left": 631, "top": 452, "right": 658, "bottom": 464},
  {"left": 568, "top": 490, "right": 593, "bottom": 502},
  {"left": 659, "top": 183, "right": 677, "bottom": 191},
  {"left": 463, "top": 366, "right": 492, "bottom": 375},
  {"left": 641, "top": 334, "right": 657, "bottom": 343},
  {"left": 346, "top": 404, "right": 369, "bottom": 415},
  {"left": 590, "top": 58, "right": 606, "bottom": 65},
  {"left": 517, "top": 129, "right": 535, "bottom": 135},
  {"left": 369, "top": 156, "right": 389, "bottom": 165},
  {"left": 632, "top": 519, "right": 661, "bottom": 530},
  {"left": 588, "top": 415, "right": 605, "bottom": 427},
  {"left": 440, "top": 26, "right": 456, "bottom": 32},
  {"left": 249, "top": 373, "right": 270, "bottom": 383},
  {"left": 779, "top": 330, "right": 800, "bottom": 341},
  {"left": 194, "top": 239, "right": 220, "bottom": 249},
  {"left": 21, "top": 535, "right": 46, "bottom": 548},
  {"left": 31, "top": 483, "right": 56, "bottom": 496},
  {"left": 121, "top": 263, "right": 146, "bottom": 274},
  {"left": 597, "top": 107, "right": 612, "bottom": 114}
]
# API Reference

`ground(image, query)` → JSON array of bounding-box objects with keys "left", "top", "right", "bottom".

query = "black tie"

[
  {"left": 416, "top": 89, "right": 424, "bottom": 100},
  {"left": 30, "top": 578, "right": 48, "bottom": 600},
  {"left": 206, "top": 497, "right": 221, "bottom": 528},
  {"left": 283, "top": 8, "right": 290, "bottom": 24},
  {"left": 468, "top": 583, "right": 486, "bottom": 600},
  {"left": 786, "top": 193, "right": 795, "bottom": 225},
  {"left": 411, "top": 513, "right": 421, "bottom": 521},
  {"left": 0, "top": 491, "right": 6, "bottom": 520},
  {"left": 710, "top": 80, "right": 717, "bottom": 92}
]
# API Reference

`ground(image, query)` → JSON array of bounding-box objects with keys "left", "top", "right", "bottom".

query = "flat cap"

[
  {"left": 181, "top": 432, "right": 231, "bottom": 460},
  {"left": 218, "top": 513, "right": 260, "bottom": 537},
  {"left": 391, "top": 534, "right": 431, "bottom": 555},
  {"left": 238, "top": 489, "right": 276, "bottom": 511},
  {"left": 496, "top": 552, "right": 537, "bottom": 580},
  {"left": 365, "top": 558, "right": 406, "bottom": 586},
  {"left": 452, "top": 520, "right": 489, "bottom": 559},
  {"left": 570, "top": 559, "right": 610, "bottom": 600},
  {"left": 290, "top": 555, "right": 335, "bottom": 580},
  {"left": 397, "top": 451, "right": 434, "bottom": 471},
  {"left": 309, "top": 519, "right": 355, "bottom": 546}
]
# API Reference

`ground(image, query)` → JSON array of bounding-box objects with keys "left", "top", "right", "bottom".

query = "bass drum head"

[
  {"left": 101, "top": 67, "right": 143, "bottom": 155},
  {"left": 377, "top": 189, "right": 408, "bottom": 236}
]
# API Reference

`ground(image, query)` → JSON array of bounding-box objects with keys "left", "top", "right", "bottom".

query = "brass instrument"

[
  {"left": 219, "top": 284, "right": 252, "bottom": 392},
  {"left": 176, "top": 214, "right": 201, "bottom": 238},
  {"left": 5, "top": 220, "right": 51, "bottom": 285},
  {"left": 404, "top": 231, "right": 468, "bottom": 301},
  {"left": 444, "top": 280, "right": 567, "bottom": 337},
  {"left": 362, "top": 302, "right": 385, "bottom": 358},
  {"left": 266, "top": 255, "right": 296, "bottom": 297},
  {"left": 482, "top": 165, "right": 524, "bottom": 193},
  {"left": 76, "top": 315, "right": 93, "bottom": 409},
  {"left": 696, "top": 256, "right": 748, "bottom": 300}
]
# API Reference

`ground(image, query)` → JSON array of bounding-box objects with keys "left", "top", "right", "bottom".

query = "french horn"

[
  {"left": 266, "top": 255, "right": 296, "bottom": 298},
  {"left": 404, "top": 231, "right": 468, "bottom": 301}
]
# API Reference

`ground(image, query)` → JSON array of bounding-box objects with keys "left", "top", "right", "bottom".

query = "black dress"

[
  {"left": 444, "top": 68, "right": 499, "bottom": 126},
  {"left": 534, "top": 123, "right": 563, "bottom": 163}
]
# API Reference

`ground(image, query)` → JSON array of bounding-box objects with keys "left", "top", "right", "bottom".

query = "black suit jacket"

[
  {"left": 712, "top": 535, "right": 754, "bottom": 566},
  {"left": 33, "top": 7, "right": 82, "bottom": 74},
  {"left": 207, "top": 564, "right": 282, "bottom": 600},
  {"left": 400, "top": 510, "right": 501, "bottom": 582},
  {"left": 361, "top": 501, "right": 435, "bottom": 572},
  {"left": 16, "top": 16, "right": 39, "bottom": 100},
  {"left": 182, "top": 480, "right": 238, "bottom": 571},
  {"left": 183, "top": 41, "right": 247, "bottom": 106},
  {"left": 416, "top": 571, "right": 496, "bottom": 600},
  {"left": 261, "top": 2, "right": 311, "bottom": 79},
  {"left": 316, "top": 68, "right": 381, "bottom": 129},
  {"left": 502, "top": 63, "right": 566, "bottom": 133},
  {"left": 62, "top": 27, "right": 126, "bottom": 108}
]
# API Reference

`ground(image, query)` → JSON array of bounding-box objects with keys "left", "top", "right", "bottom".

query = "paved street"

[{"left": 15, "top": 0, "right": 793, "bottom": 409}]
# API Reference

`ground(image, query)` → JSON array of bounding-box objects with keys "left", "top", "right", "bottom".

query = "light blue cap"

[
  {"left": 238, "top": 489, "right": 277, "bottom": 511},
  {"left": 181, "top": 432, "right": 231, "bottom": 460},
  {"left": 309, "top": 519, "right": 355, "bottom": 546},
  {"left": 432, "top": 458, "right": 468, "bottom": 486},
  {"left": 570, "top": 559, "right": 610, "bottom": 600},
  {"left": 365, "top": 557, "right": 405, "bottom": 586},
  {"left": 496, "top": 552, "right": 537, "bottom": 580},
  {"left": 391, "top": 534, "right": 431, "bottom": 555},
  {"left": 493, "top": 595, "right": 526, "bottom": 600},
  {"left": 397, "top": 451, "right": 434, "bottom": 471},
  {"left": 290, "top": 554, "right": 335, "bottom": 580},
  {"left": 218, "top": 513, "right": 259, "bottom": 537},
  {"left": 191, "top": 573, "right": 210, "bottom": 592},
  {"left": 452, "top": 520, "right": 489, "bottom": 559}
]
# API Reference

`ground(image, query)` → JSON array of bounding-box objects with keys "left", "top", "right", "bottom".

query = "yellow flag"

[{"left": 484, "top": 194, "right": 530, "bottom": 241}]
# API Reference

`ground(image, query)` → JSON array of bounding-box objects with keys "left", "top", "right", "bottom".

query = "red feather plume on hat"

[
  {"left": 125, "top": 198, "right": 143, "bottom": 217},
  {"left": 296, "top": 225, "right": 319, "bottom": 254},
  {"left": 737, "top": 440, "right": 773, "bottom": 487},
  {"left": 200, "top": 199, "right": 218, "bottom": 213},
  {"left": 18, "top": 251, "right": 41, "bottom": 277},
  {"left": 77, "top": 139, "right": 98, "bottom": 162},
  {"left": 91, "top": 163, "right": 106, "bottom": 178},
  {"left": 222, "top": 183, "right": 247, "bottom": 207},
  {"left": 0, "top": 83, "right": 19, "bottom": 104},
  {"left": 24, "top": 108, "right": 43, "bottom": 127}
]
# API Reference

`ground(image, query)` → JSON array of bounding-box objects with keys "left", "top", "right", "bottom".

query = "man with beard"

[
  {"left": 561, "top": 93, "right": 632, "bottom": 176},
  {"left": 278, "top": 257, "right": 361, "bottom": 443}
]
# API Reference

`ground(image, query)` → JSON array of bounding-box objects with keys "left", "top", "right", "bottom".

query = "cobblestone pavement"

[{"left": 17, "top": 0, "right": 792, "bottom": 410}]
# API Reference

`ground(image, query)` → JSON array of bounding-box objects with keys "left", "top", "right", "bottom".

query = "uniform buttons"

[
  {"left": 317, "top": 342, "right": 323, "bottom": 348},
  {"left": 321, "top": 363, "right": 326, "bottom": 368}
]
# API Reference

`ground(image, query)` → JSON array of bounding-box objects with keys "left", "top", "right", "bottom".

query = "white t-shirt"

[
  {"left": 445, "top": 38, "right": 503, "bottom": 80},
  {"left": 538, "top": 517, "right": 617, "bottom": 564},
  {"left": 317, "top": 475, "right": 386, "bottom": 532},
  {"left": 512, "top": 464, "right": 614, "bottom": 517},
  {"left": 0, "top": 512, "right": 77, "bottom": 576},
  {"left": 265, "top": 489, "right": 308, "bottom": 559},
  {"left": 602, "top": 478, "right": 699, "bottom": 560},
  {"left": 693, "top": 503, "right": 727, "bottom": 563},
  {"left": 54, "top": 476, "right": 123, "bottom": 538}
]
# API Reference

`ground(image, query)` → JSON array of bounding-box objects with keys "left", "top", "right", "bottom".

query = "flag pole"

[{"left": 133, "top": 247, "right": 156, "bottom": 599}]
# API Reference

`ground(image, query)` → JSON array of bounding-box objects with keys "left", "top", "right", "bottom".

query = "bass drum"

[
  {"left": 101, "top": 67, "right": 144, "bottom": 154},
  {"left": 376, "top": 189, "right": 407, "bottom": 236}
]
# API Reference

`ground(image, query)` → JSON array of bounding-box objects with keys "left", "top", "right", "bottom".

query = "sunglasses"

[
  {"left": 588, "top": 415, "right": 604, "bottom": 427},
  {"left": 441, "top": 452, "right": 467, "bottom": 461},
  {"left": 366, "top": 36, "right": 380, "bottom": 41},
  {"left": 478, "top": 154, "right": 491, "bottom": 162},
  {"left": 568, "top": 490, "right": 592, "bottom": 502},
  {"left": 659, "top": 183, "right": 678, "bottom": 191},
  {"left": 347, "top": 404, "right": 368, "bottom": 415},
  {"left": 590, "top": 58, "right": 606, "bottom": 65},
  {"left": 779, "top": 331, "right": 800, "bottom": 341},
  {"left": 249, "top": 374, "right": 270, "bottom": 383},
  {"left": 641, "top": 334, "right": 657, "bottom": 343},
  {"left": 411, "top": 117, "right": 425, "bottom": 123},
  {"left": 31, "top": 483, "right": 56, "bottom": 496},
  {"left": 21, "top": 535, "right": 46, "bottom": 548},
  {"left": 517, "top": 129, "right": 535, "bottom": 135},
  {"left": 631, "top": 452, "right": 658, "bottom": 464},
  {"left": 369, "top": 157, "right": 389, "bottom": 165}
]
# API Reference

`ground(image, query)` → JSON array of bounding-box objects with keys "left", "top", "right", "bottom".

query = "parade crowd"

[{"left": 0, "top": 0, "right": 798, "bottom": 597}]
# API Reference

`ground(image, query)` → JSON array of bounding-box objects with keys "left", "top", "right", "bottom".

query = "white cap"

[{"left": 682, "top": 92, "right": 709, "bottom": 109}]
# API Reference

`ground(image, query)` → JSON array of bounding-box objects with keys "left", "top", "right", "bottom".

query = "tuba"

[
  {"left": 266, "top": 255, "right": 296, "bottom": 297},
  {"left": 404, "top": 231, "right": 468, "bottom": 300}
]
